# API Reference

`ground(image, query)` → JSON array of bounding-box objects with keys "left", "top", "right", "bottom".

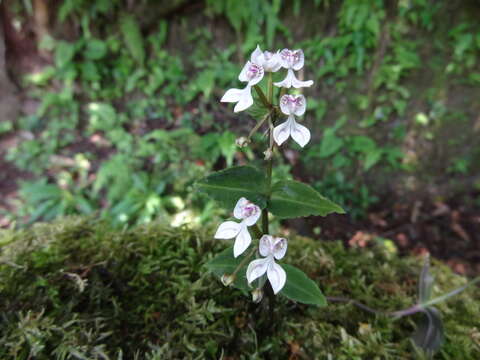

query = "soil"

[{"left": 305, "top": 196, "right": 480, "bottom": 276}]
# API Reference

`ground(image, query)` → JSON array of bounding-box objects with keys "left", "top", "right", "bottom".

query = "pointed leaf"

[
  {"left": 269, "top": 180, "right": 344, "bottom": 218},
  {"left": 412, "top": 307, "right": 444, "bottom": 355},
  {"left": 421, "top": 276, "right": 480, "bottom": 308},
  {"left": 279, "top": 264, "right": 327, "bottom": 306},
  {"left": 196, "top": 166, "right": 268, "bottom": 210},
  {"left": 204, "top": 246, "right": 249, "bottom": 292}
]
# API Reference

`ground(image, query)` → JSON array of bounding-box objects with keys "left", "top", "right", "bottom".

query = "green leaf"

[
  {"left": 55, "top": 41, "right": 76, "bottom": 68},
  {"left": 218, "top": 132, "right": 237, "bottom": 167},
  {"left": 120, "top": 15, "right": 145, "bottom": 65},
  {"left": 269, "top": 180, "right": 345, "bottom": 218},
  {"left": 196, "top": 166, "right": 268, "bottom": 209},
  {"left": 319, "top": 127, "right": 344, "bottom": 158},
  {"left": 350, "top": 135, "right": 376, "bottom": 153},
  {"left": 84, "top": 39, "right": 107, "bottom": 60},
  {"left": 364, "top": 149, "right": 382, "bottom": 171},
  {"left": 280, "top": 264, "right": 326, "bottom": 306},
  {"left": 411, "top": 307, "right": 444, "bottom": 356},
  {"left": 204, "top": 246, "right": 249, "bottom": 292}
]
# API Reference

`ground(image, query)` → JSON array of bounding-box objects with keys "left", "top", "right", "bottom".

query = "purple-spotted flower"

[
  {"left": 273, "top": 94, "right": 311, "bottom": 147},
  {"left": 214, "top": 197, "right": 261, "bottom": 257},
  {"left": 274, "top": 49, "right": 313, "bottom": 89},
  {"left": 221, "top": 49, "right": 265, "bottom": 112},
  {"left": 246, "top": 235, "right": 287, "bottom": 294},
  {"left": 251, "top": 45, "right": 282, "bottom": 73}
]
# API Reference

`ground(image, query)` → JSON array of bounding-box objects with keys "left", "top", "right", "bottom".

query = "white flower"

[
  {"left": 274, "top": 49, "right": 313, "bottom": 88},
  {"left": 221, "top": 49, "right": 266, "bottom": 112},
  {"left": 221, "top": 86, "right": 255, "bottom": 112},
  {"left": 214, "top": 197, "right": 261, "bottom": 257},
  {"left": 251, "top": 45, "right": 282, "bottom": 73},
  {"left": 246, "top": 235, "right": 287, "bottom": 294},
  {"left": 273, "top": 94, "right": 311, "bottom": 147}
]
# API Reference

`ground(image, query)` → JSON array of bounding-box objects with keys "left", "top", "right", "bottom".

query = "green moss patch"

[{"left": 0, "top": 218, "right": 478, "bottom": 359}]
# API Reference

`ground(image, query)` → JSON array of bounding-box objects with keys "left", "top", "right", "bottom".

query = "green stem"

[
  {"left": 252, "top": 224, "right": 263, "bottom": 239},
  {"left": 248, "top": 111, "right": 272, "bottom": 141},
  {"left": 267, "top": 72, "right": 273, "bottom": 104},
  {"left": 232, "top": 246, "right": 257, "bottom": 277},
  {"left": 262, "top": 75, "right": 275, "bottom": 233},
  {"left": 261, "top": 129, "right": 273, "bottom": 234},
  {"left": 254, "top": 85, "right": 271, "bottom": 109},
  {"left": 262, "top": 74, "right": 277, "bottom": 327}
]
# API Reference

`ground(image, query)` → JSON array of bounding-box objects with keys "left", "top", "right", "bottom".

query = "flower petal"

[
  {"left": 294, "top": 95, "right": 306, "bottom": 116},
  {"left": 273, "top": 68, "right": 295, "bottom": 88},
  {"left": 246, "top": 257, "right": 269, "bottom": 284},
  {"left": 243, "top": 205, "right": 261, "bottom": 226},
  {"left": 233, "top": 197, "right": 248, "bottom": 220},
  {"left": 272, "top": 237, "right": 288, "bottom": 260},
  {"left": 290, "top": 118, "right": 311, "bottom": 147},
  {"left": 267, "top": 52, "right": 282, "bottom": 72},
  {"left": 247, "top": 67, "right": 264, "bottom": 86},
  {"left": 278, "top": 48, "right": 291, "bottom": 69},
  {"left": 221, "top": 88, "right": 243, "bottom": 103},
  {"left": 233, "top": 86, "right": 254, "bottom": 112},
  {"left": 214, "top": 221, "right": 241, "bottom": 239},
  {"left": 263, "top": 51, "right": 282, "bottom": 72},
  {"left": 251, "top": 45, "right": 264, "bottom": 64},
  {"left": 292, "top": 78, "right": 314, "bottom": 88},
  {"left": 273, "top": 116, "right": 293, "bottom": 146},
  {"left": 238, "top": 61, "right": 251, "bottom": 82},
  {"left": 280, "top": 94, "right": 293, "bottom": 115},
  {"left": 233, "top": 223, "right": 252, "bottom": 257},
  {"left": 267, "top": 261, "right": 287, "bottom": 294},
  {"left": 292, "top": 49, "right": 305, "bottom": 71},
  {"left": 259, "top": 235, "right": 274, "bottom": 257}
]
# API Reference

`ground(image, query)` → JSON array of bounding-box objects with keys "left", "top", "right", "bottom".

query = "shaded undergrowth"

[{"left": 0, "top": 218, "right": 478, "bottom": 359}]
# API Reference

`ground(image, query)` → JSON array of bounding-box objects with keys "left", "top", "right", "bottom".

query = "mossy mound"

[{"left": 0, "top": 218, "right": 478, "bottom": 359}]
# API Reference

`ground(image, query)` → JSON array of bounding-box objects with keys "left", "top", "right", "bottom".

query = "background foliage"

[{"left": 2, "top": 0, "right": 480, "bottom": 226}]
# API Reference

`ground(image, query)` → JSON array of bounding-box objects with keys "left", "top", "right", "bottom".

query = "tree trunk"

[{"left": 0, "top": 7, "right": 20, "bottom": 124}]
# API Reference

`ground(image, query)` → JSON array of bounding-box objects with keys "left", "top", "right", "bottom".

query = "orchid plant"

[
  {"left": 199, "top": 45, "right": 344, "bottom": 306},
  {"left": 197, "top": 45, "right": 479, "bottom": 355}
]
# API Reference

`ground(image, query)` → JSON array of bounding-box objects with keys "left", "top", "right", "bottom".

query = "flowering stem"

[
  {"left": 267, "top": 72, "right": 273, "bottom": 104},
  {"left": 262, "top": 146, "right": 273, "bottom": 234},
  {"left": 248, "top": 111, "right": 272, "bottom": 142},
  {"left": 261, "top": 72, "right": 277, "bottom": 327},
  {"left": 252, "top": 224, "right": 263, "bottom": 239},
  {"left": 232, "top": 246, "right": 257, "bottom": 278},
  {"left": 254, "top": 85, "right": 271, "bottom": 109},
  {"left": 262, "top": 76, "right": 275, "bottom": 234}
]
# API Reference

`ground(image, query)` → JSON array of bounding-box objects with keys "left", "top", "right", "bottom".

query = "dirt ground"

[{"left": 309, "top": 197, "right": 480, "bottom": 276}]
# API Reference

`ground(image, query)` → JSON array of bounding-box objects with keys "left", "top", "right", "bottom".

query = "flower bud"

[
  {"left": 221, "top": 274, "right": 235, "bottom": 286},
  {"left": 263, "top": 148, "right": 273, "bottom": 160},
  {"left": 251, "top": 288, "right": 264, "bottom": 303},
  {"left": 236, "top": 137, "right": 250, "bottom": 147}
]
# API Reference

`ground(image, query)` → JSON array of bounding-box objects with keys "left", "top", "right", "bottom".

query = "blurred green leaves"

[{"left": 120, "top": 15, "right": 145, "bottom": 65}]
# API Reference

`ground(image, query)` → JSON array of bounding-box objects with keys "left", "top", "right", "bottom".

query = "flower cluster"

[
  {"left": 221, "top": 45, "right": 313, "bottom": 148},
  {"left": 216, "top": 45, "right": 315, "bottom": 299},
  {"left": 215, "top": 198, "right": 288, "bottom": 295}
]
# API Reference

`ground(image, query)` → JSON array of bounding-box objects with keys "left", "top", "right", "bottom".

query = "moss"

[{"left": 0, "top": 218, "right": 478, "bottom": 359}]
